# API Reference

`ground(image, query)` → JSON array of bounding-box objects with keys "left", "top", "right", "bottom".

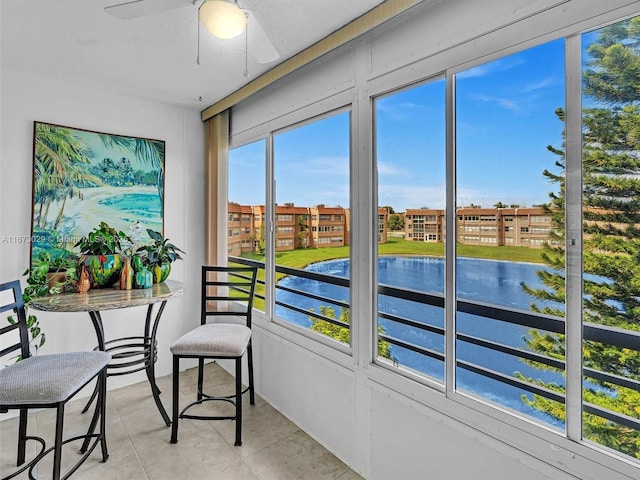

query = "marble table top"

[{"left": 30, "top": 280, "right": 184, "bottom": 313}]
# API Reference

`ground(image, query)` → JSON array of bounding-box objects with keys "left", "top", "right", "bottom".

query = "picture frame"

[{"left": 30, "top": 121, "right": 165, "bottom": 266}]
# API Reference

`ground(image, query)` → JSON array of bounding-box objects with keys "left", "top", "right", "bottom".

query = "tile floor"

[{"left": 0, "top": 362, "right": 363, "bottom": 480}]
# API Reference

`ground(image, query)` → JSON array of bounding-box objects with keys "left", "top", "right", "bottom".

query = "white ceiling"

[{"left": 1, "top": 0, "right": 387, "bottom": 110}]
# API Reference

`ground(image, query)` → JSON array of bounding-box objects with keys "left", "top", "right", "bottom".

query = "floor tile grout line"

[
  {"left": 2, "top": 363, "right": 363, "bottom": 480},
  {"left": 108, "top": 390, "right": 152, "bottom": 480}
]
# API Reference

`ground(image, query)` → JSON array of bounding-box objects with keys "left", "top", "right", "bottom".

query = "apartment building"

[
  {"left": 377, "top": 208, "right": 388, "bottom": 244},
  {"left": 227, "top": 202, "right": 254, "bottom": 256},
  {"left": 498, "top": 207, "right": 553, "bottom": 247},
  {"left": 229, "top": 204, "right": 389, "bottom": 252},
  {"left": 309, "top": 204, "right": 344, "bottom": 248},
  {"left": 275, "top": 203, "right": 310, "bottom": 250},
  {"left": 405, "top": 207, "right": 553, "bottom": 248},
  {"left": 405, "top": 208, "right": 445, "bottom": 243}
]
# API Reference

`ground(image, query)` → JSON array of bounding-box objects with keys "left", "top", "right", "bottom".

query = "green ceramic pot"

[
  {"left": 134, "top": 267, "right": 153, "bottom": 289},
  {"left": 81, "top": 254, "right": 123, "bottom": 288},
  {"left": 152, "top": 262, "right": 171, "bottom": 283},
  {"left": 132, "top": 255, "right": 144, "bottom": 272}
]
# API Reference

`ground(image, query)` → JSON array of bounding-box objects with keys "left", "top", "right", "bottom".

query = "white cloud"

[
  {"left": 522, "top": 76, "right": 556, "bottom": 93},
  {"left": 457, "top": 56, "right": 526, "bottom": 79},
  {"left": 470, "top": 93, "right": 520, "bottom": 111},
  {"left": 377, "top": 161, "right": 407, "bottom": 176}
]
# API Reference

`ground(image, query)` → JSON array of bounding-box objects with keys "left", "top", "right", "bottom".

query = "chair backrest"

[
  {"left": 201, "top": 265, "right": 258, "bottom": 328},
  {"left": 0, "top": 280, "right": 31, "bottom": 363}
]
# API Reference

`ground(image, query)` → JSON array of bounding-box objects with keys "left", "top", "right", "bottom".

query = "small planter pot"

[
  {"left": 152, "top": 262, "right": 171, "bottom": 283},
  {"left": 81, "top": 254, "right": 123, "bottom": 288},
  {"left": 45, "top": 270, "right": 68, "bottom": 290},
  {"left": 134, "top": 267, "right": 153, "bottom": 289},
  {"left": 132, "top": 255, "right": 144, "bottom": 272},
  {"left": 119, "top": 257, "right": 134, "bottom": 290}
]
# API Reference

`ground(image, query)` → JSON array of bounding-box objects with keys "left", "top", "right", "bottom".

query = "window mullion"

[
  {"left": 445, "top": 69, "right": 456, "bottom": 396},
  {"left": 265, "top": 133, "right": 275, "bottom": 319},
  {"left": 564, "top": 32, "right": 583, "bottom": 443}
]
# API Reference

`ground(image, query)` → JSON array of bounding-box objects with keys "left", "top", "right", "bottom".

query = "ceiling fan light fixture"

[{"left": 200, "top": 0, "right": 246, "bottom": 39}]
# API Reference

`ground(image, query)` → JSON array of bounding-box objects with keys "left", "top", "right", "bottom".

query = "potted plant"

[
  {"left": 136, "top": 229, "right": 185, "bottom": 283},
  {"left": 7, "top": 255, "right": 79, "bottom": 359},
  {"left": 30, "top": 251, "right": 79, "bottom": 291},
  {"left": 74, "top": 222, "right": 131, "bottom": 288},
  {"left": 6, "top": 299, "right": 45, "bottom": 360}
]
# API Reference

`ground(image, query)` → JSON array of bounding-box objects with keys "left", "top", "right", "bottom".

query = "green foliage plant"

[
  {"left": 24, "top": 251, "right": 79, "bottom": 298},
  {"left": 9, "top": 252, "right": 80, "bottom": 356},
  {"left": 6, "top": 251, "right": 81, "bottom": 359},
  {"left": 6, "top": 308, "right": 44, "bottom": 360},
  {"left": 74, "top": 221, "right": 131, "bottom": 256},
  {"left": 136, "top": 229, "right": 185, "bottom": 267}
]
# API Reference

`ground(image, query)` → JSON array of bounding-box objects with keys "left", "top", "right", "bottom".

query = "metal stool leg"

[
  {"left": 170, "top": 356, "right": 180, "bottom": 444},
  {"left": 52, "top": 405, "right": 65, "bottom": 480},
  {"left": 197, "top": 358, "right": 205, "bottom": 401},
  {"left": 17, "top": 408, "right": 27, "bottom": 466},
  {"left": 247, "top": 341, "right": 255, "bottom": 405},
  {"left": 234, "top": 358, "right": 242, "bottom": 446},
  {"left": 99, "top": 370, "right": 109, "bottom": 462}
]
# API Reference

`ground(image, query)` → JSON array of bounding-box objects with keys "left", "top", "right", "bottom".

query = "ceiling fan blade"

[
  {"left": 244, "top": 10, "right": 280, "bottom": 64},
  {"left": 104, "top": 0, "right": 193, "bottom": 20}
]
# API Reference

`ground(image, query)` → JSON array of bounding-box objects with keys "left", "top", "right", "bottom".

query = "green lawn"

[{"left": 240, "top": 236, "right": 545, "bottom": 268}]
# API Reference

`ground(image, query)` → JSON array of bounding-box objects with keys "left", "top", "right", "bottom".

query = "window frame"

[
  {"left": 225, "top": 11, "right": 640, "bottom": 474},
  {"left": 229, "top": 100, "right": 355, "bottom": 353},
  {"left": 366, "top": 17, "right": 638, "bottom": 467}
]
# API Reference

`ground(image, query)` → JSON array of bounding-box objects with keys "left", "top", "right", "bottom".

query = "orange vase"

[
  {"left": 119, "top": 257, "right": 133, "bottom": 290},
  {"left": 77, "top": 265, "right": 91, "bottom": 293}
]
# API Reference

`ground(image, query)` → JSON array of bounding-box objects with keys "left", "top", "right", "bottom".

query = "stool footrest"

[
  {"left": 1, "top": 435, "right": 46, "bottom": 480},
  {"left": 179, "top": 396, "right": 237, "bottom": 422}
]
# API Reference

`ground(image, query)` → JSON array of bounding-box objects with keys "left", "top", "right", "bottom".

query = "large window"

[
  {"left": 373, "top": 17, "right": 638, "bottom": 460},
  {"left": 273, "top": 111, "right": 351, "bottom": 342},
  {"left": 229, "top": 111, "right": 352, "bottom": 342},
  {"left": 374, "top": 78, "right": 446, "bottom": 381},
  {"left": 228, "top": 139, "right": 266, "bottom": 311},
  {"left": 576, "top": 19, "right": 640, "bottom": 458},
  {"left": 227, "top": 13, "right": 640, "bottom": 466},
  {"left": 455, "top": 40, "right": 567, "bottom": 428}
]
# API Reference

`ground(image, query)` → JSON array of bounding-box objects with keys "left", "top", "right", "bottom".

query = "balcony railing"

[{"left": 229, "top": 255, "right": 640, "bottom": 431}]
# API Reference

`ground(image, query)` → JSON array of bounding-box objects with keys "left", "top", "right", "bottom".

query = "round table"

[{"left": 30, "top": 280, "right": 184, "bottom": 426}]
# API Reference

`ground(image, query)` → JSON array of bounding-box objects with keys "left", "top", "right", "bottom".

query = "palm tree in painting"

[
  {"left": 34, "top": 124, "right": 100, "bottom": 229},
  {"left": 51, "top": 162, "right": 101, "bottom": 230},
  {"left": 97, "top": 134, "right": 164, "bottom": 203},
  {"left": 33, "top": 161, "right": 56, "bottom": 228}
]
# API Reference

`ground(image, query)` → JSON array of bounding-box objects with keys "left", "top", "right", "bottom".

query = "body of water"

[
  {"left": 98, "top": 192, "right": 163, "bottom": 224},
  {"left": 275, "top": 256, "right": 566, "bottom": 428}
]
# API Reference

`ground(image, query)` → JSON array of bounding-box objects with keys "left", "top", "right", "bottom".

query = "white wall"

[
  {"left": 3, "top": 1, "right": 640, "bottom": 479},
  {"left": 232, "top": 1, "right": 640, "bottom": 479},
  {"left": 0, "top": 69, "right": 206, "bottom": 399}
]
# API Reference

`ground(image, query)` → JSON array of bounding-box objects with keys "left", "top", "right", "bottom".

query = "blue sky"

[{"left": 230, "top": 38, "right": 568, "bottom": 212}]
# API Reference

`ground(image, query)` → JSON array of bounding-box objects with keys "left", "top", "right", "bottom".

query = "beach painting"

[{"left": 30, "top": 121, "right": 165, "bottom": 265}]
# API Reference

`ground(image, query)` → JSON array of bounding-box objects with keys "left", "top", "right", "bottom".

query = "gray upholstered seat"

[
  {"left": 0, "top": 351, "right": 111, "bottom": 406},
  {"left": 170, "top": 322, "right": 251, "bottom": 357},
  {"left": 170, "top": 265, "right": 258, "bottom": 447},
  {"left": 1, "top": 280, "right": 111, "bottom": 480}
]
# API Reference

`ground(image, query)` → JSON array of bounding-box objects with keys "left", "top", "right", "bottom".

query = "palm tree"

[
  {"left": 34, "top": 124, "right": 97, "bottom": 230},
  {"left": 97, "top": 134, "right": 165, "bottom": 202}
]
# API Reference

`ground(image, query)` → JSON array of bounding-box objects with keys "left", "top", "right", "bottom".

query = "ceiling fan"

[{"left": 104, "top": 0, "right": 280, "bottom": 65}]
